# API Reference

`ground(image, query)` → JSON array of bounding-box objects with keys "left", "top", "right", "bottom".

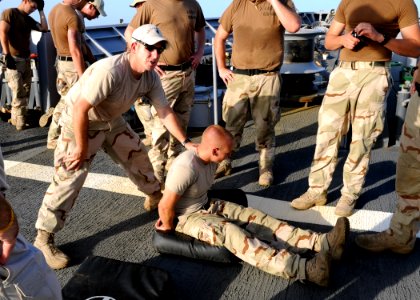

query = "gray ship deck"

[{"left": 1, "top": 104, "right": 419, "bottom": 300}]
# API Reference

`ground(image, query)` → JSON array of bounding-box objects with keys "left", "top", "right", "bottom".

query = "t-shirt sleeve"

[
  {"left": 194, "top": 3, "right": 206, "bottom": 31},
  {"left": 1, "top": 9, "right": 12, "bottom": 24},
  {"left": 129, "top": 3, "right": 152, "bottom": 28},
  {"left": 334, "top": 0, "right": 347, "bottom": 24},
  {"left": 165, "top": 164, "right": 196, "bottom": 196},
  {"left": 285, "top": 0, "right": 297, "bottom": 11},
  {"left": 27, "top": 16, "right": 39, "bottom": 31},
  {"left": 219, "top": 2, "right": 235, "bottom": 33},
  {"left": 398, "top": 0, "right": 419, "bottom": 29},
  {"left": 80, "top": 66, "right": 114, "bottom": 107}
]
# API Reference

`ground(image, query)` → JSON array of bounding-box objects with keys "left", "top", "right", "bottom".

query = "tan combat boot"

[
  {"left": 144, "top": 190, "right": 163, "bottom": 211},
  {"left": 34, "top": 229, "right": 69, "bottom": 270},
  {"left": 325, "top": 217, "right": 350, "bottom": 260},
  {"left": 39, "top": 106, "right": 55, "bottom": 127},
  {"left": 258, "top": 148, "right": 274, "bottom": 187},
  {"left": 355, "top": 229, "right": 415, "bottom": 254},
  {"left": 215, "top": 158, "right": 232, "bottom": 179},
  {"left": 291, "top": 190, "right": 327, "bottom": 210},
  {"left": 304, "top": 251, "right": 331, "bottom": 287},
  {"left": 335, "top": 195, "right": 357, "bottom": 217}
]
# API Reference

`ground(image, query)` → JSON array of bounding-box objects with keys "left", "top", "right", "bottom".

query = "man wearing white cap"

[
  {"left": 125, "top": 0, "right": 154, "bottom": 147},
  {"left": 33, "top": 24, "right": 195, "bottom": 270},
  {"left": 41, "top": 0, "right": 107, "bottom": 150},
  {"left": 125, "top": 0, "right": 206, "bottom": 185}
]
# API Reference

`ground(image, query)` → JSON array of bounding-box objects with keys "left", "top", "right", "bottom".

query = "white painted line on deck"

[
  {"left": 4, "top": 160, "right": 144, "bottom": 197},
  {"left": 5, "top": 159, "right": 419, "bottom": 238}
]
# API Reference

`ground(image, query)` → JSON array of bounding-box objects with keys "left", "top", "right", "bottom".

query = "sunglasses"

[{"left": 136, "top": 39, "right": 166, "bottom": 54}]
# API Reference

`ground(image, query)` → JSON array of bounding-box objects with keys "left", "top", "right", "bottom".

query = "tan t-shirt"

[
  {"left": 165, "top": 149, "right": 217, "bottom": 216},
  {"left": 62, "top": 52, "right": 168, "bottom": 129},
  {"left": 129, "top": 0, "right": 206, "bottom": 65},
  {"left": 48, "top": 3, "right": 84, "bottom": 56},
  {"left": 219, "top": 0, "right": 296, "bottom": 71},
  {"left": 335, "top": 0, "right": 419, "bottom": 61},
  {"left": 0, "top": 8, "right": 39, "bottom": 57}
]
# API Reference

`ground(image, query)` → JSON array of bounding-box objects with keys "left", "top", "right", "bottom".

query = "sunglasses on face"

[{"left": 135, "top": 39, "right": 166, "bottom": 54}]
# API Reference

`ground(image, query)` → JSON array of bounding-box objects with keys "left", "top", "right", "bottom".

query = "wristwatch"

[
  {"left": 181, "top": 137, "right": 191, "bottom": 147},
  {"left": 380, "top": 33, "right": 391, "bottom": 46}
]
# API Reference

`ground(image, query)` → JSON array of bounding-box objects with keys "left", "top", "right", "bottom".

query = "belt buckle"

[{"left": 351, "top": 62, "right": 356, "bottom": 70}]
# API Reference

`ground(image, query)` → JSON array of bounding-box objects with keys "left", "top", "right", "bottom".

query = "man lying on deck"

[{"left": 155, "top": 125, "right": 350, "bottom": 287}]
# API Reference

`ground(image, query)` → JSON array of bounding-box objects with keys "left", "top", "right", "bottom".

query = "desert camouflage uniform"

[
  {"left": 148, "top": 69, "right": 195, "bottom": 182},
  {"left": 5, "top": 57, "right": 31, "bottom": 128},
  {"left": 389, "top": 90, "right": 420, "bottom": 246},
  {"left": 222, "top": 72, "right": 281, "bottom": 169},
  {"left": 176, "top": 199, "right": 329, "bottom": 279},
  {"left": 307, "top": 62, "right": 391, "bottom": 200},
  {"left": 47, "top": 60, "right": 80, "bottom": 146},
  {"left": 134, "top": 96, "right": 153, "bottom": 140},
  {"left": 36, "top": 120, "right": 160, "bottom": 233}
]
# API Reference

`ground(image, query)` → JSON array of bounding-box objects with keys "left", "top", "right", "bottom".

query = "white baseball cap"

[
  {"left": 90, "top": 0, "right": 107, "bottom": 17},
  {"left": 129, "top": 0, "right": 147, "bottom": 7},
  {"left": 131, "top": 24, "right": 167, "bottom": 46}
]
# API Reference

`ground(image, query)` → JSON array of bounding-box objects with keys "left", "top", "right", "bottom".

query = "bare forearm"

[
  {"left": 73, "top": 106, "right": 89, "bottom": 152},
  {"left": 215, "top": 37, "right": 227, "bottom": 70},
  {"left": 385, "top": 38, "right": 420, "bottom": 58},
  {"left": 158, "top": 106, "right": 187, "bottom": 144},
  {"left": 38, "top": 10, "right": 48, "bottom": 32},
  {"left": 269, "top": 0, "right": 300, "bottom": 33}
]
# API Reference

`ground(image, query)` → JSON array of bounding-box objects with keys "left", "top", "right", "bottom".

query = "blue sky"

[{"left": 0, "top": 0, "right": 419, "bottom": 25}]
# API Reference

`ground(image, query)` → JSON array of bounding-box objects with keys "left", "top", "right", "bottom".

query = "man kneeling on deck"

[{"left": 155, "top": 125, "right": 350, "bottom": 287}]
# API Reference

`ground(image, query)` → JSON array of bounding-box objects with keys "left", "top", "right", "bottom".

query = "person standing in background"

[
  {"left": 41, "top": 0, "right": 106, "bottom": 150},
  {"left": 214, "top": 0, "right": 301, "bottom": 187},
  {"left": 124, "top": 0, "right": 206, "bottom": 184},
  {"left": 290, "top": 0, "right": 420, "bottom": 217},
  {"left": 356, "top": 63, "right": 420, "bottom": 254},
  {"left": 0, "top": 0, "right": 47, "bottom": 131}
]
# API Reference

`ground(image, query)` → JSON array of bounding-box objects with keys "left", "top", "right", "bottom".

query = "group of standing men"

[{"left": 0, "top": 0, "right": 419, "bottom": 294}]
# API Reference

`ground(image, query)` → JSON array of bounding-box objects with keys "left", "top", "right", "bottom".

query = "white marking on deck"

[{"left": 5, "top": 157, "right": 419, "bottom": 238}]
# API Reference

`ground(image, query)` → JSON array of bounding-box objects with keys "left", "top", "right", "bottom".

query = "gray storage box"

[{"left": 188, "top": 86, "right": 224, "bottom": 128}]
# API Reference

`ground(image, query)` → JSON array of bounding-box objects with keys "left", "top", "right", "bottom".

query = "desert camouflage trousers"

[
  {"left": 308, "top": 64, "right": 391, "bottom": 200},
  {"left": 148, "top": 69, "right": 195, "bottom": 182},
  {"left": 4, "top": 58, "right": 31, "bottom": 122},
  {"left": 47, "top": 60, "right": 80, "bottom": 146},
  {"left": 389, "top": 91, "right": 420, "bottom": 245},
  {"left": 134, "top": 97, "right": 153, "bottom": 138},
  {"left": 176, "top": 200, "right": 329, "bottom": 279},
  {"left": 222, "top": 72, "right": 281, "bottom": 153},
  {"left": 36, "top": 121, "right": 160, "bottom": 233}
]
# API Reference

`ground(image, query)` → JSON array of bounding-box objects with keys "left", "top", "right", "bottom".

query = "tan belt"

[{"left": 338, "top": 61, "right": 390, "bottom": 69}]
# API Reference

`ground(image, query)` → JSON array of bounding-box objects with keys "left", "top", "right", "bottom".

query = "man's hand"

[
  {"left": 4, "top": 54, "right": 16, "bottom": 70},
  {"left": 63, "top": 146, "right": 86, "bottom": 171},
  {"left": 37, "top": 0, "right": 45, "bottom": 11},
  {"left": 190, "top": 52, "right": 203, "bottom": 70},
  {"left": 353, "top": 22, "right": 383, "bottom": 43},
  {"left": 154, "top": 65, "right": 166, "bottom": 77},
  {"left": 218, "top": 67, "right": 234, "bottom": 86},
  {"left": 155, "top": 218, "right": 173, "bottom": 232}
]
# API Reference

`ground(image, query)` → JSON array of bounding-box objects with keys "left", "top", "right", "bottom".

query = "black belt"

[
  {"left": 160, "top": 61, "right": 191, "bottom": 71},
  {"left": 416, "top": 82, "right": 420, "bottom": 97},
  {"left": 57, "top": 56, "right": 73, "bottom": 61},
  {"left": 233, "top": 68, "right": 279, "bottom": 76}
]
